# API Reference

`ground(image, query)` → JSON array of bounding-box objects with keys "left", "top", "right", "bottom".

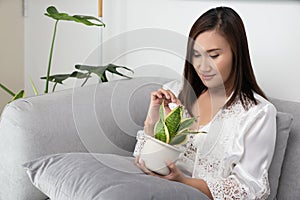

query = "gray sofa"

[{"left": 0, "top": 77, "right": 299, "bottom": 200}]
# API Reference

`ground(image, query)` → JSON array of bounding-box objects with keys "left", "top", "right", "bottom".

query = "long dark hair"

[{"left": 178, "top": 7, "right": 267, "bottom": 115}]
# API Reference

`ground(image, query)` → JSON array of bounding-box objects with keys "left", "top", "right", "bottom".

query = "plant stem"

[
  {"left": 0, "top": 83, "right": 16, "bottom": 97},
  {"left": 45, "top": 20, "right": 59, "bottom": 93},
  {"left": 101, "top": 72, "right": 108, "bottom": 82},
  {"left": 52, "top": 82, "right": 58, "bottom": 92},
  {"left": 81, "top": 72, "right": 91, "bottom": 87}
]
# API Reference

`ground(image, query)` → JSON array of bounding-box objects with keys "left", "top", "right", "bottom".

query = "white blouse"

[{"left": 134, "top": 80, "right": 277, "bottom": 200}]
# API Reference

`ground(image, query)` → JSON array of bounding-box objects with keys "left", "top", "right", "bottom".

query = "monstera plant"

[
  {"left": 42, "top": 6, "right": 133, "bottom": 93},
  {"left": 154, "top": 101, "right": 205, "bottom": 145},
  {"left": 0, "top": 6, "right": 133, "bottom": 102}
]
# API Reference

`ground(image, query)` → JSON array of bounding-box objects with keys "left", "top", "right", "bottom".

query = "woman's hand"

[
  {"left": 134, "top": 156, "right": 213, "bottom": 199},
  {"left": 134, "top": 156, "right": 186, "bottom": 183},
  {"left": 144, "top": 88, "right": 181, "bottom": 136}
]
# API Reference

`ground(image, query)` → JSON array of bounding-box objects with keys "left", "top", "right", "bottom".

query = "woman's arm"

[
  {"left": 181, "top": 177, "right": 213, "bottom": 199},
  {"left": 135, "top": 157, "right": 213, "bottom": 199}
]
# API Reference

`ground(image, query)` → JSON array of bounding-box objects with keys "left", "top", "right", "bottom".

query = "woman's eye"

[
  {"left": 210, "top": 54, "right": 219, "bottom": 59},
  {"left": 193, "top": 52, "right": 201, "bottom": 58}
]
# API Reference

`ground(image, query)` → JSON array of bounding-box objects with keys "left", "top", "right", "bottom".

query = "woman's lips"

[{"left": 201, "top": 74, "right": 216, "bottom": 81}]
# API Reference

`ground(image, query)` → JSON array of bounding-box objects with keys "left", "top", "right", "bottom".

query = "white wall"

[
  {"left": 102, "top": 0, "right": 300, "bottom": 102},
  {"left": 0, "top": 0, "right": 24, "bottom": 113},
  {"left": 25, "top": 0, "right": 101, "bottom": 96}
]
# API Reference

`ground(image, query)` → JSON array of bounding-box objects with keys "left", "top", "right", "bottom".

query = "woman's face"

[{"left": 192, "top": 30, "right": 233, "bottom": 92}]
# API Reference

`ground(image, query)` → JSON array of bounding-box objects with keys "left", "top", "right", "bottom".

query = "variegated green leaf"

[
  {"left": 177, "top": 117, "right": 196, "bottom": 133},
  {"left": 165, "top": 105, "right": 183, "bottom": 139},
  {"left": 155, "top": 132, "right": 167, "bottom": 143},
  {"left": 169, "top": 131, "right": 207, "bottom": 145},
  {"left": 154, "top": 118, "right": 170, "bottom": 143},
  {"left": 169, "top": 133, "right": 189, "bottom": 145},
  {"left": 159, "top": 100, "right": 165, "bottom": 121},
  {"left": 154, "top": 118, "right": 165, "bottom": 136}
]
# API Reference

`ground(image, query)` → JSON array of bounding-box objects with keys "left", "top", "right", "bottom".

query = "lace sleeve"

[
  {"left": 206, "top": 171, "right": 270, "bottom": 200},
  {"left": 206, "top": 176, "right": 249, "bottom": 199},
  {"left": 133, "top": 130, "right": 147, "bottom": 157}
]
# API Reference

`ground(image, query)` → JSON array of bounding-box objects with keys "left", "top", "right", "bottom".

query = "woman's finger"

[
  {"left": 166, "top": 161, "right": 177, "bottom": 173},
  {"left": 137, "top": 159, "right": 162, "bottom": 177},
  {"left": 151, "top": 91, "right": 163, "bottom": 100},
  {"left": 165, "top": 90, "right": 178, "bottom": 103},
  {"left": 134, "top": 157, "right": 151, "bottom": 173},
  {"left": 152, "top": 88, "right": 180, "bottom": 104},
  {"left": 139, "top": 159, "right": 154, "bottom": 175},
  {"left": 158, "top": 88, "right": 174, "bottom": 100}
]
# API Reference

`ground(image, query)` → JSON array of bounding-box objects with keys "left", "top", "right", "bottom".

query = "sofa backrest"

[{"left": 270, "top": 98, "right": 300, "bottom": 199}]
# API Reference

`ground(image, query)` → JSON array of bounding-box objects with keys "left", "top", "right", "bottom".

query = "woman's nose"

[{"left": 198, "top": 57, "right": 211, "bottom": 72}]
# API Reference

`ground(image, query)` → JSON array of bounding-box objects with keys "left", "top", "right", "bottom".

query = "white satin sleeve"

[{"left": 207, "top": 104, "right": 277, "bottom": 200}]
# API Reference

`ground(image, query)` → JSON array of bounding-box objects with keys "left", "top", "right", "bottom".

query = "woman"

[{"left": 134, "top": 6, "right": 276, "bottom": 200}]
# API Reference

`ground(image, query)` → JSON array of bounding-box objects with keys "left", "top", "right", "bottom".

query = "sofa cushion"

[
  {"left": 267, "top": 112, "right": 293, "bottom": 200},
  {"left": 23, "top": 153, "right": 210, "bottom": 200},
  {"left": 270, "top": 98, "right": 300, "bottom": 199}
]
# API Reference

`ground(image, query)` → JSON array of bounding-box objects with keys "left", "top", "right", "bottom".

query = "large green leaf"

[
  {"left": 165, "top": 105, "right": 183, "bottom": 139},
  {"left": 75, "top": 64, "right": 134, "bottom": 83},
  {"left": 41, "top": 71, "right": 90, "bottom": 84},
  {"left": 73, "top": 15, "right": 105, "bottom": 27},
  {"left": 75, "top": 65, "right": 107, "bottom": 77},
  {"left": 106, "top": 64, "right": 134, "bottom": 79},
  {"left": 46, "top": 6, "right": 59, "bottom": 15},
  {"left": 45, "top": 6, "right": 105, "bottom": 27}
]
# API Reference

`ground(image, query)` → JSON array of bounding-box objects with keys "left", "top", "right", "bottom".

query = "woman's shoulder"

[
  {"left": 227, "top": 92, "right": 276, "bottom": 120},
  {"left": 239, "top": 92, "right": 277, "bottom": 120},
  {"left": 162, "top": 79, "right": 183, "bottom": 97},
  {"left": 253, "top": 93, "right": 277, "bottom": 113}
]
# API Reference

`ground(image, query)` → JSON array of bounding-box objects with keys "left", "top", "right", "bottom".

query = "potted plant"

[{"left": 140, "top": 101, "right": 205, "bottom": 175}]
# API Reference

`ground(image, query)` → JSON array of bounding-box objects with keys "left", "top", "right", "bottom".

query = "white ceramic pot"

[{"left": 139, "top": 134, "right": 183, "bottom": 175}]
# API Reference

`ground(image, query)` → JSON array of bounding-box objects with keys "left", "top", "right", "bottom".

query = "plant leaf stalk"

[{"left": 45, "top": 20, "right": 59, "bottom": 93}]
